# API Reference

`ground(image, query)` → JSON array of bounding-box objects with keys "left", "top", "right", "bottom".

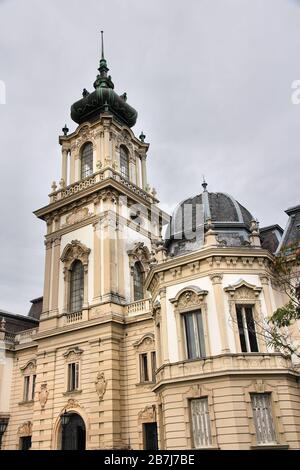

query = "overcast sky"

[{"left": 0, "top": 0, "right": 299, "bottom": 314}]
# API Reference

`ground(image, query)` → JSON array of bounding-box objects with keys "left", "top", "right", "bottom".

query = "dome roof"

[
  {"left": 165, "top": 183, "right": 255, "bottom": 256},
  {"left": 71, "top": 33, "right": 137, "bottom": 127}
]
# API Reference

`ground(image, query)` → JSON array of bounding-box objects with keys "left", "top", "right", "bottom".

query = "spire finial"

[
  {"left": 202, "top": 175, "right": 208, "bottom": 191},
  {"left": 101, "top": 30, "right": 104, "bottom": 59}
]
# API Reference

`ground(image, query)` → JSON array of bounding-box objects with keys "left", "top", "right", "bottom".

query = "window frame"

[
  {"left": 119, "top": 145, "right": 129, "bottom": 180},
  {"left": 22, "top": 373, "right": 36, "bottom": 403},
  {"left": 67, "top": 362, "right": 80, "bottom": 392},
  {"left": 183, "top": 309, "right": 206, "bottom": 360},
  {"left": 80, "top": 142, "right": 93, "bottom": 180},
  {"left": 236, "top": 304, "right": 259, "bottom": 353},
  {"left": 170, "top": 288, "right": 210, "bottom": 361},
  {"left": 251, "top": 393, "right": 277, "bottom": 445},
  {"left": 69, "top": 259, "right": 84, "bottom": 314},
  {"left": 190, "top": 397, "right": 213, "bottom": 449},
  {"left": 133, "top": 261, "right": 144, "bottom": 301}
]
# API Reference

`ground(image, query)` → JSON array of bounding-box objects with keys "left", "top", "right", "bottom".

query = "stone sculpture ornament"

[
  {"left": 95, "top": 371, "right": 107, "bottom": 400},
  {"left": 38, "top": 383, "right": 49, "bottom": 408}
]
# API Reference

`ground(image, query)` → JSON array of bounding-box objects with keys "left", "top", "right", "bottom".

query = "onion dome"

[
  {"left": 165, "top": 181, "right": 255, "bottom": 256},
  {"left": 71, "top": 32, "right": 137, "bottom": 127}
]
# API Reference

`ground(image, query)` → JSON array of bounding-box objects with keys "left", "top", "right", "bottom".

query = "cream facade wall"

[{"left": 0, "top": 351, "right": 13, "bottom": 413}]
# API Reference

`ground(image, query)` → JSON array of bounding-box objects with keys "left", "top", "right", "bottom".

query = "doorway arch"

[{"left": 58, "top": 412, "right": 86, "bottom": 450}]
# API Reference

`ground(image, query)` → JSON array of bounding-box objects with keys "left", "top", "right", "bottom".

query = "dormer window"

[
  {"left": 120, "top": 145, "right": 129, "bottom": 180},
  {"left": 81, "top": 142, "right": 93, "bottom": 179}
]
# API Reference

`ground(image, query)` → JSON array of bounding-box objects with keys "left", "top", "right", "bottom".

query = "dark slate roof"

[
  {"left": 0, "top": 310, "right": 38, "bottom": 334},
  {"left": 260, "top": 225, "right": 283, "bottom": 254},
  {"left": 277, "top": 204, "right": 300, "bottom": 253},
  {"left": 28, "top": 297, "right": 43, "bottom": 320},
  {"left": 165, "top": 190, "right": 255, "bottom": 256}
]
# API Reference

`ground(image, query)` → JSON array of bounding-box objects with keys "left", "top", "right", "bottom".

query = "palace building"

[{"left": 0, "top": 36, "right": 300, "bottom": 450}]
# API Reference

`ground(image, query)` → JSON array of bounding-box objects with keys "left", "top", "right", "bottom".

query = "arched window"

[
  {"left": 120, "top": 146, "right": 129, "bottom": 180},
  {"left": 133, "top": 262, "right": 144, "bottom": 301},
  {"left": 81, "top": 142, "right": 93, "bottom": 179},
  {"left": 70, "top": 260, "right": 84, "bottom": 313}
]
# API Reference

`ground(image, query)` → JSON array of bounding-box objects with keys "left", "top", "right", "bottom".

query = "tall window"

[
  {"left": 133, "top": 262, "right": 144, "bottom": 301},
  {"left": 139, "top": 351, "right": 156, "bottom": 383},
  {"left": 70, "top": 260, "right": 84, "bottom": 313},
  {"left": 190, "top": 398, "right": 212, "bottom": 448},
  {"left": 251, "top": 394, "right": 276, "bottom": 445},
  {"left": 236, "top": 305, "right": 259, "bottom": 352},
  {"left": 120, "top": 145, "right": 129, "bottom": 179},
  {"left": 81, "top": 142, "right": 93, "bottom": 179},
  {"left": 23, "top": 374, "right": 36, "bottom": 402},
  {"left": 67, "top": 362, "right": 79, "bottom": 391},
  {"left": 184, "top": 310, "right": 206, "bottom": 359}
]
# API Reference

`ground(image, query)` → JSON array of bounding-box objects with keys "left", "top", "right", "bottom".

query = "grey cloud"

[{"left": 0, "top": 0, "right": 299, "bottom": 313}]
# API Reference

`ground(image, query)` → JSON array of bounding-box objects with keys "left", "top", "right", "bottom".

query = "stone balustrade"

[
  {"left": 125, "top": 298, "right": 151, "bottom": 316},
  {"left": 155, "top": 353, "right": 294, "bottom": 384},
  {"left": 49, "top": 167, "right": 156, "bottom": 203}
]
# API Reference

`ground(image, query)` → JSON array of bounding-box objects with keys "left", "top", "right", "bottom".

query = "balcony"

[
  {"left": 49, "top": 167, "right": 157, "bottom": 204},
  {"left": 125, "top": 298, "right": 151, "bottom": 317},
  {"left": 155, "top": 353, "right": 295, "bottom": 386}
]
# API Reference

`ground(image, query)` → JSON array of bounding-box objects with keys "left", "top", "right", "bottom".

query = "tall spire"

[
  {"left": 101, "top": 30, "right": 104, "bottom": 59},
  {"left": 98, "top": 30, "right": 109, "bottom": 77},
  {"left": 202, "top": 175, "right": 208, "bottom": 192},
  {"left": 94, "top": 30, "right": 114, "bottom": 90}
]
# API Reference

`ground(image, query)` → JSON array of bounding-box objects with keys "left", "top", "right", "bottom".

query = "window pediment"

[
  {"left": 20, "top": 359, "right": 36, "bottom": 374},
  {"left": 224, "top": 279, "right": 262, "bottom": 300},
  {"left": 61, "top": 240, "right": 90, "bottom": 269},
  {"left": 63, "top": 346, "right": 83, "bottom": 362},
  {"left": 170, "top": 286, "right": 208, "bottom": 309},
  {"left": 133, "top": 333, "right": 155, "bottom": 352}
]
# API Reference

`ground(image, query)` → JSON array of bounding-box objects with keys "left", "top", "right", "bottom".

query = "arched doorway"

[{"left": 61, "top": 413, "right": 86, "bottom": 450}]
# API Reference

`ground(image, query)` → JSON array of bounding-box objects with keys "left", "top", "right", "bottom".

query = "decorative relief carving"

[
  {"left": 170, "top": 287, "right": 208, "bottom": 308},
  {"left": 65, "top": 398, "right": 80, "bottom": 410},
  {"left": 128, "top": 242, "right": 151, "bottom": 274},
  {"left": 63, "top": 207, "right": 92, "bottom": 227},
  {"left": 63, "top": 346, "right": 83, "bottom": 362},
  {"left": 95, "top": 372, "right": 107, "bottom": 400},
  {"left": 18, "top": 421, "right": 32, "bottom": 437},
  {"left": 138, "top": 405, "right": 156, "bottom": 424},
  {"left": 20, "top": 360, "right": 36, "bottom": 374},
  {"left": 133, "top": 333, "right": 155, "bottom": 352},
  {"left": 38, "top": 383, "right": 49, "bottom": 408},
  {"left": 61, "top": 240, "right": 90, "bottom": 269},
  {"left": 224, "top": 280, "right": 262, "bottom": 299}
]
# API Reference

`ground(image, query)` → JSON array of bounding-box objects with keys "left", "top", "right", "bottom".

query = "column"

[
  {"left": 159, "top": 288, "right": 169, "bottom": 364},
  {"left": 42, "top": 239, "right": 53, "bottom": 314},
  {"left": 61, "top": 148, "right": 68, "bottom": 185},
  {"left": 69, "top": 149, "right": 75, "bottom": 184},
  {"left": 50, "top": 236, "right": 61, "bottom": 315},
  {"left": 93, "top": 219, "right": 102, "bottom": 303},
  {"left": 210, "top": 274, "right": 230, "bottom": 353},
  {"left": 136, "top": 154, "right": 141, "bottom": 187},
  {"left": 141, "top": 154, "right": 147, "bottom": 190}
]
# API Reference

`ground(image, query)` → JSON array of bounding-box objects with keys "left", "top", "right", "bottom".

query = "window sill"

[
  {"left": 18, "top": 400, "right": 34, "bottom": 406},
  {"left": 136, "top": 381, "right": 156, "bottom": 387},
  {"left": 63, "top": 389, "right": 82, "bottom": 396},
  {"left": 250, "top": 444, "right": 289, "bottom": 450},
  {"left": 194, "top": 446, "right": 220, "bottom": 451}
]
